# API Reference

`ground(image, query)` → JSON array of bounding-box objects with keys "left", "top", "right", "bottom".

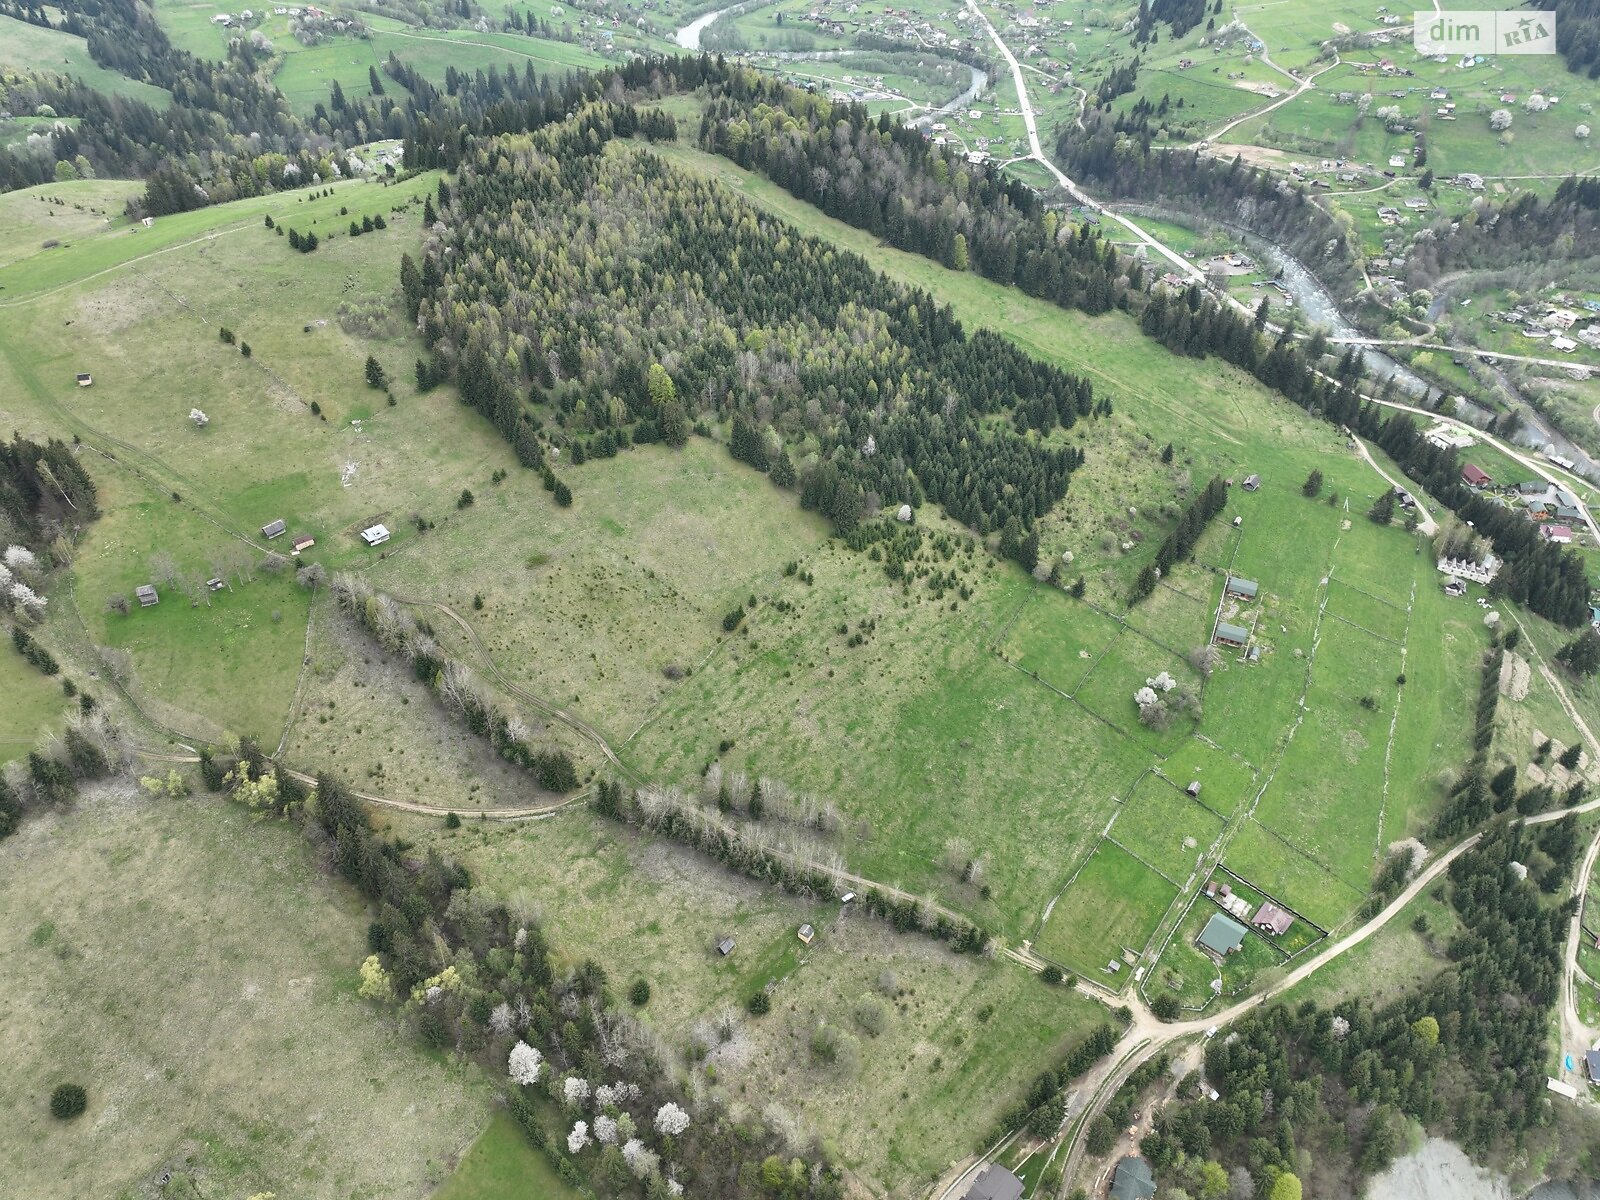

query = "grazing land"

[
  {"left": 0, "top": 787, "right": 486, "bottom": 1199},
  {"left": 390, "top": 807, "right": 1108, "bottom": 1196}
]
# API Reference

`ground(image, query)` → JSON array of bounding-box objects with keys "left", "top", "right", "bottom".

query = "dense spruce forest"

[
  {"left": 1557, "top": 0, "right": 1600, "bottom": 77},
  {"left": 1144, "top": 821, "right": 1589, "bottom": 1198},
  {"left": 698, "top": 86, "right": 1130, "bottom": 315},
  {"left": 1404, "top": 176, "right": 1600, "bottom": 285},
  {"left": 413, "top": 111, "right": 1099, "bottom": 558},
  {"left": 695, "top": 80, "right": 1591, "bottom": 625},
  {"left": 0, "top": 433, "right": 99, "bottom": 546}
]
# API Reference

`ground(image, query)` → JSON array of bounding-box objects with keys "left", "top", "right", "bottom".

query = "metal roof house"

[
  {"left": 1241, "top": 474, "right": 1261, "bottom": 491},
  {"left": 1254, "top": 902, "right": 1293, "bottom": 937},
  {"left": 135, "top": 584, "right": 159, "bottom": 607},
  {"left": 716, "top": 938, "right": 735, "bottom": 956},
  {"left": 1110, "top": 1156, "right": 1157, "bottom": 1200},
  {"left": 1462, "top": 464, "right": 1492, "bottom": 488},
  {"left": 75, "top": 372, "right": 93, "bottom": 387},
  {"left": 961, "top": 1163, "right": 1024, "bottom": 1200},
  {"left": 1587, "top": 1049, "right": 1600, "bottom": 1085},
  {"left": 1215, "top": 621, "right": 1249, "bottom": 648},
  {"left": 360, "top": 524, "right": 391, "bottom": 546},
  {"left": 1198, "top": 913, "right": 1248, "bottom": 958},
  {"left": 797, "top": 924, "right": 815, "bottom": 945},
  {"left": 1225, "top": 576, "right": 1259, "bottom": 600},
  {"left": 261, "top": 519, "right": 287, "bottom": 539}
]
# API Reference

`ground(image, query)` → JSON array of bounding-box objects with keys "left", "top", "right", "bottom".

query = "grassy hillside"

[
  {"left": 0, "top": 787, "right": 486, "bottom": 1198},
  {"left": 0, "top": 15, "right": 172, "bottom": 107}
]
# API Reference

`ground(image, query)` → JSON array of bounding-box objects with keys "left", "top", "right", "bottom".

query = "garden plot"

[
  {"left": 1223, "top": 817, "right": 1368, "bottom": 932},
  {"left": 995, "top": 586, "right": 1124, "bottom": 696},
  {"left": 1157, "top": 739, "right": 1261, "bottom": 815},
  {"left": 1109, "top": 773, "right": 1227, "bottom": 883},
  {"left": 1324, "top": 577, "right": 1410, "bottom": 644},
  {"left": 1073, "top": 632, "right": 1204, "bottom": 754},
  {"left": 1034, "top": 841, "right": 1180, "bottom": 976}
]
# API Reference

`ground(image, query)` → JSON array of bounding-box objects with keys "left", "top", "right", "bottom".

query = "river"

[{"left": 672, "top": 6, "right": 987, "bottom": 122}]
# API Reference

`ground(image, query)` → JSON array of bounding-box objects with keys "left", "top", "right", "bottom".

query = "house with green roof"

[
  {"left": 1198, "top": 913, "right": 1248, "bottom": 959},
  {"left": 1110, "top": 1156, "right": 1157, "bottom": 1200},
  {"left": 1214, "top": 621, "right": 1249, "bottom": 649},
  {"left": 1225, "top": 576, "right": 1258, "bottom": 600}
]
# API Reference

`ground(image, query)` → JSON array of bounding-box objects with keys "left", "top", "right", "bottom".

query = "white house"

[
  {"left": 360, "top": 524, "right": 391, "bottom": 546},
  {"left": 1437, "top": 554, "right": 1499, "bottom": 585}
]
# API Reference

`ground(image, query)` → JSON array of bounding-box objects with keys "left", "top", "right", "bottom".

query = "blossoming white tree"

[
  {"left": 654, "top": 1102, "right": 691, "bottom": 1137},
  {"left": 4, "top": 545, "right": 35, "bottom": 573},
  {"left": 508, "top": 1041, "right": 543, "bottom": 1086},
  {"left": 594, "top": 1115, "right": 619, "bottom": 1145},
  {"left": 563, "top": 1076, "right": 591, "bottom": 1107},
  {"left": 622, "top": 1138, "right": 660, "bottom": 1179},
  {"left": 567, "top": 1121, "right": 591, "bottom": 1154},
  {"left": 10, "top": 582, "right": 46, "bottom": 618}
]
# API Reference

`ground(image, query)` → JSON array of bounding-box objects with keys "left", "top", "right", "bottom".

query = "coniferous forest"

[{"left": 413, "top": 112, "right": 1100, "bottom": 562}]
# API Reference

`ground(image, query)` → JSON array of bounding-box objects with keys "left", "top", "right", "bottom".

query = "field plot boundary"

[{"left": 1031, "top": 839, "right": 1185, "bottom": 982}]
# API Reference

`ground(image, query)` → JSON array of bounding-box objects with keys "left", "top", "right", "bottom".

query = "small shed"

[
  {"left": 1186, "top": 781, "right": 1201, "bottom": 798},
  {"left": 1109, "top": 1156, "right": 1157, "bottom": 1200},
  {"left": 135, "top": 584, "right": 159, "bottom": 607},
  {"left": 1215, "top": 621, "right": 1249, "bottom": 648},
  {"left": 1587, "top": 1049, "right": 1600, "bottom": 1086},
  {"left": 206, "top": 577, "right": 226, "bottom": 592},
  {"left": 1241, "top": 474, "right": 1261, "bottom": 491},
  {"left": 291, "top": 534, "right": 316, "bottom": 554},
  {"left": 716, "top": 938, "right": 735, "bottom": 957},
  {"left": 76, "top": 372, "right": 93, "bottom": 387},
  {"left": 361, "top": 523, "right": 391, "bottom": 546},
  {"left": 1254, "top": 902, "right": 1293, "bottom": 937},
  {"left": 262, "top": 518, "right": 287, "bottom": 539},
  {"left": 840, "top": 891, "right": 856, "bottom": 904},
  {"left": 1198, "top": 913, "right": 1247, "bottom": 958},
  {"left": 797, "top": 924, "right": 815, "bottom": 945},
  {"left": 1444, "top": 577, "right": 1467, "bottom": 597},
  {"left": 1225, "top": 576, "right": 1259, "bottom": 600}
]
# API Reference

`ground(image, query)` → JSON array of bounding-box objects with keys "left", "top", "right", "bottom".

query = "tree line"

[
  {"left": 699, "top": 78, "right": 1131, "bottom": 316},
  {"left": 330, "top": 574, "right": 579, "bottom": 792},
  {"left": 200, "top": 745, "right": 840, "bottom": 1200}
]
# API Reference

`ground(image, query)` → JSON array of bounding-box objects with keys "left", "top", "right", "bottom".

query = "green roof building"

[
  {"left": 1198, "top": 913, "right": 1247, "bottom": 958},
  {"left": 1110, "top": 1156, "right": 1157, "bottom": 1200}
]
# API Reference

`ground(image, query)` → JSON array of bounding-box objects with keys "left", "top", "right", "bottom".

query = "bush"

[
  {"left": 629, "top": 979, "right": 651, "bottom": 1007},
  {"left": 50, "top": 1083, "right": 87, "bottom": 1119},
  {"left": 1040, "top": 965, "right": 1064, "bottom": 985},
  {"left": 445, "top": 811, "right": 461, "bottom": 829}
]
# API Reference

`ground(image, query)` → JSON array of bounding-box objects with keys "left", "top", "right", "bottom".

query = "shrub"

[
  {"left": 1040, "top": 965, "right": 1064, "bottom": 985},
  {"left": 445, "top": 812, "right": 461, "bottom": 829},
  {"left": 629, "top": 979, "right": 651, "bottom": 1007},
  {"left": 50, "top": 1084, "right": 87, "bottom": 1119},
  {"left": 747, "top": 991, "right": 770, "bottom": 1016}
]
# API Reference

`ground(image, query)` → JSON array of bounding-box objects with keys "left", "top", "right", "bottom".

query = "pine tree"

[
  {"left": 1302, "top": 469, "right": 1323, "bottom": 498},
  {"left": 1557, "top": 629, "right": 1600, "bottom": 677},
  {"left": 365, "top": 355, "right": 388, "bottom": 390}
]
